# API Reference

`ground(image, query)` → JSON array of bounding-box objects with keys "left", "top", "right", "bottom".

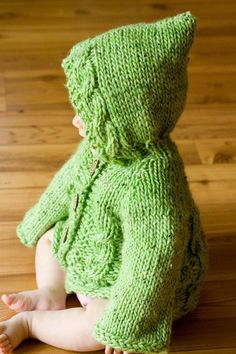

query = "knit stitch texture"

[{"left": 16, "top": 11, "right": 209, "bottom": 354}]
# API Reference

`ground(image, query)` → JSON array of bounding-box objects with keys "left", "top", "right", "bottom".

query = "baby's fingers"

[
  {"left": 114, "top": 350, "right": 123, "bottom": 354},
  {"left": 114, "top": 350, "right": 122, "bottom": 354},
  {"left": 105, "top": 345, "right": 113, "bottom": 354},
  {"left": 105, "top": 345, "right": 126, "bottom": 354}
]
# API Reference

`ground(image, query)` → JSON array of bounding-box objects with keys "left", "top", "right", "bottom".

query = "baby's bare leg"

[
  {"left": 29, "top": 298, "right": 109, "bottom": 351},
  {"left": 0, "top": 298, "right": 109, "bottom": 353},
  {"left": 1, "top": 226, "right": 67, "bottom": 312},
  {"left": 35, "top": 226, "right": 66, "bottom": 302}
]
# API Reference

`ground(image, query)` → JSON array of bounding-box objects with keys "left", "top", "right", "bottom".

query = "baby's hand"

[{"left": 105, "top": 344, "right": 129, "bottom": 354}]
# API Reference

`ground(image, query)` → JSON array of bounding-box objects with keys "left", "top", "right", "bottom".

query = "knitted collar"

[{"left": 62, "top": 11, "right": 197, "bottom": 165}]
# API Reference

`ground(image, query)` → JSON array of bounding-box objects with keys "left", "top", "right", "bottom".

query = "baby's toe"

[
  {"left": 1, "top": 295, "right": 15, "bottom": 306},
  {"left": 0, "top": 334, "right": 9, "bottom": 344},
  {"left": 1, "top": 342, "right": 12, "bottom": 353},
  {"left": 0, "top": 325, "right": 6, "bottom": 335},
  {"left": 0, "top": 338, "right": 12, "bottom": 354},
  {"left": 0, "top": 338, "right": 9, "bottom": 348},
  {"left": 0, "top": 333, "right": 9, "bottom": 346}
]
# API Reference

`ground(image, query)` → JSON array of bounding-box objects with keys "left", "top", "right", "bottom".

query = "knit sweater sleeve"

[
  {"left": 16, "top": 140, "right": 86, "bottom": 247},
  {"left": 92, "top": 159, "right": 188, "bottom": 353}
]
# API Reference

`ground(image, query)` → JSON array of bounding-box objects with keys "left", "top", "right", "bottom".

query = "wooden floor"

[{"left": 0, "top": 0, "right": 236, "bottom": 353}]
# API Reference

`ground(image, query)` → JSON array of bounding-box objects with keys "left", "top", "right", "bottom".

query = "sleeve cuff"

[
  {"left": 16, "top": 222, "right": 38, "bottom": 247},
  {"left": 92, "top": 325, "right": 170, "bottom": 354}
]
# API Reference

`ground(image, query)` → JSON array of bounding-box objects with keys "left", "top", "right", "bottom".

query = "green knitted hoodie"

[{"left": 16, "top": 11, "right": 209, "bottom": 354}]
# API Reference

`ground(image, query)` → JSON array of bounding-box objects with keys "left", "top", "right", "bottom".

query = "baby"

[
  {"left": 0, "top": 11, "right": 209, "bottom": 354},
  {"left": 0, "top": 116, "right": 117, "bottom": 354}
]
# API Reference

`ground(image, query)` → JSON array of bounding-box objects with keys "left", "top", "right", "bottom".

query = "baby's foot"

[
  {"left": 0, "top": 312, "right": 29, "bottom": 353},
  {"left": 1, "top": 287, "right": 66, "bottom": 312}
]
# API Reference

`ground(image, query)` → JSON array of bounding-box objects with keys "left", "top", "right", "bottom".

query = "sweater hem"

[{"left": 64, "top": 279, "right": 112, "bottom": 298}]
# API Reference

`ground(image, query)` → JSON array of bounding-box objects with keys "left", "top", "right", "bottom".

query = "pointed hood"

[{"left": 62, "top": 11, "right": 197, "bottom": 164}]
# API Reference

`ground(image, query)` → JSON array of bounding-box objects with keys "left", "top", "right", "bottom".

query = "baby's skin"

[
  {"left": 0, "top": 226, "right": 129, "bottom": 354},
  {"left": 0, "top": 117, "right": 130, "bottom": 354}
]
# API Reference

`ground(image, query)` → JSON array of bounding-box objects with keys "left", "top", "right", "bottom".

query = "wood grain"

[{"left": 0, "top": 0, "right": 235, "bottom": 353}]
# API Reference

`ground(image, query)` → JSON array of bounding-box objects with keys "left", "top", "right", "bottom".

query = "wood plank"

[
  {"left": 0, "top": 144, "right": 79, "bottom": 171},
  {"left": 0, "top": 126, "right": 80, "bottom": 145},
  {"left": 0, "top": 72, "right": 6, "bottom": 112},
  {"left": 195, "top": 139, "right": 236, "bottom": 164},
  {"left": 0, "top": 0, "right": 236, "bottom": 352},
  {"left": 0, "top": 110, "right": 73, "bottom": 127},
  {"left": 0, "top": 171, "right": 55, "bottom": 189}
]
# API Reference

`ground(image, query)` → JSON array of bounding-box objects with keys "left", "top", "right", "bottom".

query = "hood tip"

[{"left": 179, "top": 10, "right": 197, "bottom": 25}]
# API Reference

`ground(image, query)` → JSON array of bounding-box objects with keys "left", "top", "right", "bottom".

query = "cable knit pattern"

[{"left": 16, "top": 11, "right": 209, "bottom": 354}]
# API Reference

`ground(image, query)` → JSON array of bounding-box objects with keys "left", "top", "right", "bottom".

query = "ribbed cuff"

[
  {"left": 16, "top": 222, "right": 39, "bottom": 247},
  {"left": 92, "top": 325, "right": 170, "bottom": 354}
]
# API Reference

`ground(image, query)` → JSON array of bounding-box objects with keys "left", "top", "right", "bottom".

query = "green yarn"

[
  {"left": 61, "top": 11, "right": 196, "bottom": 164},
  {"left": 16, "top": 11, "right": 209, "bottom": 354}
]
